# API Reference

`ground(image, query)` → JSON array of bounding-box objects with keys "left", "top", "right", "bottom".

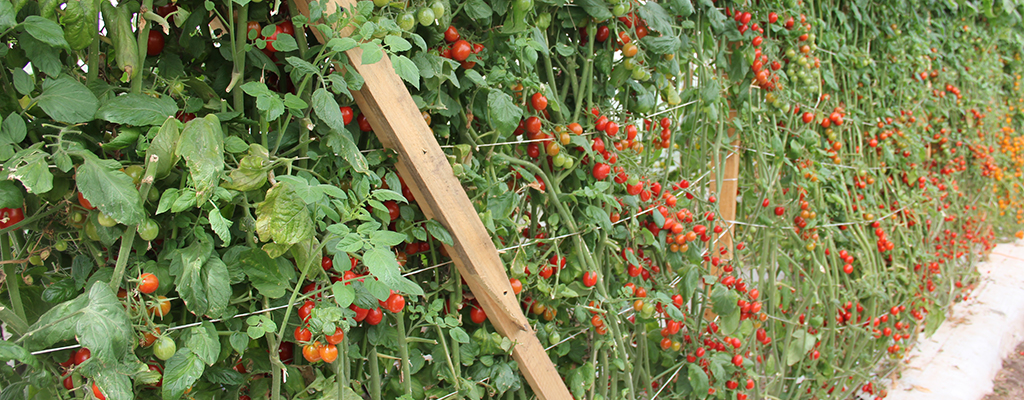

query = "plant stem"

[{"left": 395, "top": 312, "right": 413, "bottom": 395}]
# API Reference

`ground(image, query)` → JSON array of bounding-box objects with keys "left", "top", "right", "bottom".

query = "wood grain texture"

[
  {"left": 293, "top": 1, "right": 572, "bottom": 399},
  {"left": 705, "top": 109, "right": 740, "bottom": 320}
]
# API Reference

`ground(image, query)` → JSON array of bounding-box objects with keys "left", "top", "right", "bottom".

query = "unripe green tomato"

[
  {"left": 417, "top": 7, "right": 435, "bottom": 26},
  {"left": 513, "top": 0, "right": 532, "bottom": 13},
  {"left": 54, "top": 240, "right": 68, "bottom": 252},
  {"left": 138, "top": 218, "right": 159, "bottom": 241},
  {"left": 641, "top": 303, "right": 655, "bottom": 319},
  {"left": 29, "top": 255, "right": 42, "bottom": 266},
  {"left": 631, "top": 67, "right": 646, "bottom": 81},
  {"left": 552, "top": 153, "right": 566, "bottom": 168},
  {"left": 397, "top": 12, "right": 416, "bottom": 31},
  {"left": 97, "top": 213, "right": 118, "bottom": 228},
  {"left": 373, "top": 0, "right": 388, "bottom": 7},
  {"left": 627, "top": 176, "right": 639, "bottom": 186},
  {"left": 612, "top": 4, "right": 628, "bottom": 17},
  {"left": 623, "top": 59, "right": 635, "bottom": 70},
  {"left": 536, "top": 12, "right": 551, "bottom": 30},
  {"left": 148, "top": 189, "right": 159, "bottom": 203},
  {"left": 562, "top": 157, "right": 574, "bottom": 169},
  {"left": 786, "top": 48, "right": 797, "bottom": 58},
  {"left": 430, "top": 1, "right": 445, "bottom": 19},
  {"left": 549, "top": 331, "right": 561, "bottom": 346},
  {"left": 153, "top": 337, "right": 176, "bottom": 360},
  {"left": 666, "top": 91, "right": 681, "bottom": 106},
  {"left": 84, "top": 220, "right": 100, "bottom": 241}
]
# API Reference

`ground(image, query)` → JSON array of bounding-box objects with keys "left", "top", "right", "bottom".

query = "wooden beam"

[
  {"left": 293, "top": 2, "right": 573, "bottom": 399},
  {"left": 705, "top": 110, "right": 740, "bottom": 320}
]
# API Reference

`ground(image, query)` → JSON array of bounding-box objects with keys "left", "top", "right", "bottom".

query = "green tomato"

[
  {"left": 552, "top": 153, "right": 566, "bottom": 168},
  {"left": 397, "top": 12, "right": 417, "bottom": 31},
  {"left": 631, "top": 67, "right": 647, "bottom": 81},
  {"left": 123, "top": 165, "right": 144, "bottom": 185},
  {"left": 513, "top": 0, "right": 532, "bottom": 13},
  {"left": 373, "top": 0, "right": 388, "bottom": 6},
  {"left": 641, "top": 303, "right": 655, "bottom": 319},
  {"left": 612, "top": 4, "right": 628, "bottom": 17},
  {"left": 153, "top": 337, "right": 176, "bottom": 360},
  {"left": 430, "top": 1, "right": 446, "bottom": 19},
  {"left": 53, "top": 240, "right": 67, "bottom": 252},
  {"left": 562, "top": 157, "right": 574, "bottom": 169},
  {"left": 549, "top": 331, "right": 561, "bottom": 346},
  {"left": 28, "top": 255, "right": 42, "bottom": 266},
  {"left": 84, "top": 220, "right": 100, "bottom": 241},
  {"left": 138, "top": 218, "right": 159, "bottom": 241},
  {"left": 97, "top": 212, "right": 118, "bottom": 228},
  {"left": 417, "top": 7, "right": 435, "bottom": 26}
]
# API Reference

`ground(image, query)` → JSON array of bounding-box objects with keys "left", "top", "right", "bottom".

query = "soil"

[{"left": 982, "top": 340, "right": 1024, "bottom": 400}]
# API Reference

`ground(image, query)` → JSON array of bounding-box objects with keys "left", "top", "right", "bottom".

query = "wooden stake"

[
  {"left": 705, "top": 110, "right": 740, "bottom": 320},
  {"left": 293, "top": 2, "right": 572, "bottom": 399}
]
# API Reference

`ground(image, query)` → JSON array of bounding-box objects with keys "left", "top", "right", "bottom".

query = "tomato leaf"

[
  {"left": 162, "top": 348, "right": 205, "bottom": 400},
  {"left": 228, "top": 332, "right": 249, "bottom": 355},
  {"left": 176, "top": 114, "right": 225, "bottom": 204},
  {"left": 425, "top": 219, "right": 453, "bottom": 246},
  {"left": 392, "top": 54, "right": 420, "bottom": 89},
  {"left": 76, "top": 154, "right": 145, "bottom": 225},
  {"left": 637, "top": 2, "right": 673, "bottom": 34},
  {"left": 255, "top": 181, "right": 315, "bottom": 246},
  {"left": 35, "top": 75, "right": 97, "bottom": 123},
  {"left": 0, "top": 0, "right": 14, "bottom": 32},
  {"left": 0, "top": 112, "right": 27, "bottom": 161},
  {"left": 324, "top": 128, "right": 372, "bottom": 176},
  {"left": 23, "top": 16, "right": 69, "bottom": 48},
  {"left": 96, "top": 93, "right": 178, "bottom": 126},
  {"left": 0, "top": 179, "right": 23, "bottom": 209},
  {"left": 486, "top": 90, "right": 522, "bottom": 138},
  {"left": 208, "top": 206, "right": 232, "bottom": 245},
  {"left": 710, "top": 284, "right": 737, "bottom": 316},
  {"left": 449, "top": 326, "right": 470, "bottom": 344},
  {"left": 464, "top": 0, "right": 492, "bottom": 20},
  {"left": 92, "top": 365, "right": 134, "bottom": 400},
  {"left": 332, "top": 281, "right": 355, "bottom": 308},
  {"left": 363, "top": 246, "right": 424, "bottom": 296},
  {"left": 236, "top": 247, "right": 288, "bottom": 299},
  {"left": 0, "top": 342, "right": 40, "bottom": 370},
  {"left": 184, "top": 322, "right": 221, "bottom": 366}
]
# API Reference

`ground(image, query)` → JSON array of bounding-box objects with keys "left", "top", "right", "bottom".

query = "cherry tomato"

[
  {"left": 294, "top": 326, "right": 312, "bottom": 342},
  {"left": 444, "top": 25, "right": 459, "bottom": 43},
  {"left": 63, "top": 374, "right": 74, "bottom": 390},
  {"left": 582, "top": 271, "right": 598, "bottom": 287},
  {"left": 297, "top": 301, "right": 315, "bottom": 322},
  {"left": 470, "top": 306, "right": 487, "bottom": 324},
  {"left": 385, "top": 292, "right": 406, "bottom": 314},
  {"left": 596, "top": 25, "right": 610, "bottom": 42},
  {"left": 451, "top": 40, "right": 471, "bottom": 61},
  {"left": 92, "top": 383, "right": 106, "bottom": 400},
  {"left": 318, "top": 344, "right": 338, "bottom": 363},
  {"left": 138, "top": 273, "right": 159, "bottom": 294},
  {"left": 531, "top": 93, "right": 548, "bottom": 111},
  {"left": 509, "top": 278, "right": 523, "bottom": 295},
  {"left": 77, "top": 192, "right": 95, "bottom": 210},
  {"left": 153, "top": 337, "right": 176, "bottom": 360},
  {"left": 138, "top": 218, "right": 159, "bottom": 241},
  {"left": 74, "top": 348, "right": 91, "bottom": 365},
  {"left": 246, "top": 21, "right": 262, "bottom": 40},
  {"left": 149, "top": 296, "right": 172, "bottom": 318},
  {"left": 147, "top": 30, "right": 164, "bottom": 56},
  {"left": 265, "top": 20, "right": 295, "bottom": 53},
  {"left": 278, "top": 342, "right": 295, "bottom": 364},
  {"left": 357, "top": 113, "right": 372, "bottom": 132},
  {"left": 384, "top": 200, "right": 400, "bottom": 221},
  {"left": 326, "top": 327, "right": 345, "bottom": 345},
  {"left": 339, "top": 106, "right": 354, "bottom": 125},
  {"left": 321, "top": 256, "right": 333, "bottom": 271},
  {"left": 365, "top": 308, "right": 384, "bottom": 325},
  {"left": 148, "top": 363, "right": 164, "bottom": 387},
  {"left": 155, "top": 3, "right": 178, "bottom": 17},
  {"left": 0, "top": 208, "right": 23, "bottom": 229},
  {"left": 302, "top": 343, "right": 322, "bottom": 363}
]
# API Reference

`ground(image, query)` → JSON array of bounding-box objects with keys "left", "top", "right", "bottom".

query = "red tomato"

[
  {"left": 0, "top": 208, "right": 23, "bottom": 228},
  {"left": 321, "top": 256, "right": 333, "bottom": 271},
  {"left": 247, "top": 21, "right": 262, "bottom": 39},
  {"left": 384, "top": 200, "right": 400, "bottom": 221},
  {"left": 384, "top": 292, "right": 406, "bottom": 313},
  {"left": 155, "top": 3, "right": 178, "bottom": 17},
  {"left": 365, "top": 308, "right": 383, "bottom": 325},
  {"left": 147, "top": 30, "right": 165, "bottom": 56},
  {"left": 451, "top": 40, "right": 472, "bottom": 61},
  {"left": 593, "top": 163, "right": 611, "bottom": 180},
  {"left": 596, "top": 25, "right": 610, "bottom": 42},
  {"left": 531, "top": 93, "right": 548, "bottom": 111},
  {"left": 357, "top": 113, "right": 372, "bottom": 132},
  {"left": 265, "top": 20, "right": 295, "bottom": 53},
  {"left": 77, "top": 192, "right": 94, "bottom": 210},
  {"left": 302, "top": 343, "right": 322, "bottom": 363},
  {"left": 470, "top": 306, "right": 487, "bottom": 324},
  {"left": 74, "top": 348, "right": 91, "bottom": 365},
  {"left": 339, "top": 106, "right": 354, "bottom": 125},
  {"left": 92, "top": 383, "right": 106, "bottom": 400},
  {"left": 318, "top": 344, "right": 338, "bottom": 363},
  {"left": 444, "top": 26, "right": 460, "bottom": 43},
  {"left": 509, "top": 278, "right": 523, "bottom": 295},
  {"left": 326, "top": 327, "right": 345, "bottom": 345},
  {"left": 294, "top": 326, "right": 312, "bottom": 342},
  {"left": 297, "top": 301, "right": 315, "bottom": 322},
  {"left": 582, "top": 271, "right": 598, "bottom": 287}
]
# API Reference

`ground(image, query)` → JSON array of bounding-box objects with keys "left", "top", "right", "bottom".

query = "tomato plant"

[{"left": 0, "top": 1, "right": 1021, "bottom": 399}]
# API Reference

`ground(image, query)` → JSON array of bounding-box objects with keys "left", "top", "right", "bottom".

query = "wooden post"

[
  {"left": 293, "top": 2, "right": 573, "bottom": 399},
  {"left": 705, "top": 110, "right": 740, "bottom": 320}
]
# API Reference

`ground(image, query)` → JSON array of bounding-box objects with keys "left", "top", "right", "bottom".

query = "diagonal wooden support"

[{"left": 293, "top": 1, "right": 573, "bottom": 399}]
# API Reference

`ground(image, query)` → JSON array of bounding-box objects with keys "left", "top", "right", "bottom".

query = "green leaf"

[
  {"left": 76, "top": 282, "right": 134, "bottom": 363},
  {"left": 162, "top": 348, "right": 205, "bottom": 400},
  {"left": 76, "top": 154, "right": 145, "bottom": 225},
  {"left": 1, "top": 112, "right": 26, "bottom": 149},
  {"left": 392, "top": 55, "right": 420, "bottom": 89},
  {"left": 363, "top": 246, "right": 424, "bottom": 296},
  {"left": 0, "top": 341, "right": 40, "bottom": 369},
  {"left": 147, "top": 118, "right": 182, "bottom": 179},
  {"left": 710, "top": 284, "right": 737, "bottom": 316},
  {"left": 637, "top": 2, "right": 673, "bottom": 34},
  {"left": 41, "top": 279, "right": 78, "bottom": 303},
  {"left": 10, "top": 68, "right": 33, "bottom": 95},
  {"left": 255, "top": 181, "right": 315, "bottom": 246},
  {"left": 209, "top": 206, "right": 232, "bottom": 244},
  {"left": 0, "top": 0, "right": 15, "bottom": 32},
  {"left": 270, "top": 33, "right": 297, "bottom": 52},
  {"left": 311, "top": 88, "right": 347, "bottom": 131},
  {"left": 370, "top": 230, "right": 407, "bottom": 247},
  {"left": 425, "top": 219, "right": 453, "bottom": 246},
  {"left": 224, "top": 136, "right": 249, "bottom": 153},
  {"left": 325, "top": 128, "right": 372, "bottom": 176},
  {"left": 0, "top": 179, "right": 23, "bottom": 208},
  {"left": 384, "top": 35, "right": 412, "bottom": 52},
  {"left": 487, "top": 90, "right": 522, "bottom": 138},
  {"left": 577, "top": 0, "right": 614, "bottom": 21},
  {"left": 237, "top": 247, "right": 289, "bottom": 298},
  {"left": 23, "top": 16, "right": 68, "bottom": 48},
  {"left": 229, "top": 332, "right": 249, "bottom": 354},
  {"left": 93, "top": 366, "right": 134, "bottom": 400},
  {"left": 359, "top": 41, "right": 383, "bottom": 64},
  {"left": 176, "top": 114, "right": 225, "bottom": 203},
  {"left": 687, "top": 364, "right": 709, "bottom": 395},
  {"left": 285, "top": 56, "right": 319, "bottom": 77},
  {"left": 925, "top": 308, "right": 945, "bottom": 338},
  {"left": 450, "top": 326, "right": 470, "bottom": 343},
  {"left": 185, "top": 322, "right": 221, "bottom": 366},
  {"left": 464, "top": 0, "right": 492, "bottom": 19},
  {"left": 6, "top": 151, "right": 51, "bottom": 194},
  {"left": 332, "top": 281, "right": 355, "bottom": 308},
  {"left": 35, "top": 75, "right": 98, "bottom": 123},
  {"left": 327, "top": 37, "right": 357, "bottom": 52},
  {"left": 96, "top": 94, "right": 178, "bottom": 126}
]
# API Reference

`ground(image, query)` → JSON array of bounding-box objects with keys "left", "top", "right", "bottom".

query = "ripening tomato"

[
  {"left": 509, "top": 278, "right": 523, "bottom": 294},
  {"left": 302, "top": 343, "right": 322, "bottom": 363},
  {"left": 77, "top": 192, "right": 95, "bottom": 210},
  {"left": 147, "top": 30, "right": 165, "bottom": 56},
  {"left": 149, "top": 296, "right": 171, "bottom": 318},
  {"left": 318, "top": 344, "right": 338, "bottom": 363},
  {"left": 247, "top": 21, "right": 262, "bottom": 40},
  {"left": 531, "top": 93, "right": 548, "bottom": 111},
  {"left": 138, "top": 273, "right": 159, "bottom": 294}
]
